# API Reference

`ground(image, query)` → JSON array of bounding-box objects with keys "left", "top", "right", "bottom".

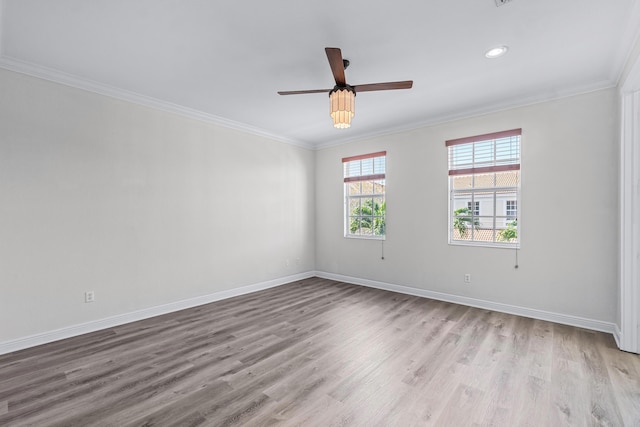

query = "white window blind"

[{"left": 447, "top": 128, "right": 521, "bottom": 176}]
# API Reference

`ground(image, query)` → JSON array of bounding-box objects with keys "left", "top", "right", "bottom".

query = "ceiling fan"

[{"left": 278, "top": 47, "right": 413, "bottom": 129}]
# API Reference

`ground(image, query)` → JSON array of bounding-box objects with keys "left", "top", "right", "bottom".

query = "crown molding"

[
  {"left": 0, "top": 54, "right": 618, "bottom": 152},
  {"left": 0, "top": 55, "right": 314, "bottom": 150},
  {"left": 313, "top": 79, "right": 617, "bottom": 150}
]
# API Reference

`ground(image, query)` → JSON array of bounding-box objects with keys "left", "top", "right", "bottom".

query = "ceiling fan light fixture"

[
  {"left": 278, "top": 48, "right": 411, "bottom": 128},
  {"left": 329, "top": 86, "right": 355, "bottom": 129}
]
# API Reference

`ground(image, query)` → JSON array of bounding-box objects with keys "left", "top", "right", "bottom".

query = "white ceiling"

[{"left": 1, "top": 0, "right": 639, "bottom": 148}]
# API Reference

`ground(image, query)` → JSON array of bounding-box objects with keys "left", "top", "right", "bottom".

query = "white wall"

[
  {"left": 316, "top": 88, "right": 618, "bottom": 323},
  {"left": 0, "top": 68, "right": 315, "bottom": 343},
  {"left": 0, "top": 65, "right": 620, "bottom": 348}
]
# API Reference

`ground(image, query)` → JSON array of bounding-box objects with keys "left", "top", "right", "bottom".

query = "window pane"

[
  {"left": 348, "top": 182, "right": 361, "bottom": 195},
  {"left": 473, "top": 173, "right": 496, "bottom": 189},
  {"left": 349, "top": 217, "right": 361, "bottom": 235},
  {"left": 495, "top": 136, "right": 520, "bottom": 166},
  {"left": 452, "top": 175, "right": 472, "bottom": 190},
  {"left": 349, "top": 198, "right": 361, "bottom": 214},
  {"left": 450, "top": 144, "right": 473, "bottom": 169},
  {"left": 497, "top": 220, "right": 518, "bottom": 243},
  {"left": 495, "top": 170, "right": 520, "bottom": 187},
  {"left": 361, "top": 158, "right": 374, "bottom": 176},
  {"left": 452, "top": 212, "right": 474, "bottom": 241},
  {"left": 344, "top": 161, "right": 358, "bottom": 178},
  {"left": 475, "top": 191, "right": 494, "bottom": 217},
  {"left": 453, "top": 194, "right": 473, "bottom": 218},
  {"left": 363, "top": 198, "right": 374, "bottom": 215},
  {"left": 373, "top": 197, "right": 384, "bottom": 213},
  {"left": 452, "top": 190, "right": 475, "bottom": 241},
  {"left": 497, "top": 192, "right": 518, "bottom": 223},
  {"left": 373, "top": 156, "right": 386, "bottom": 174},
  {"left": 373, "top": 218, "right": 385, "bottom": 236},
  {"left": 373, "top": 179, "right": 385, "bottom": 195},
  {"left": 474, "top": 140, "right": 494, "bottom": 167},
  {"left": 474, "top": 228, "right": 497, "bottom": 243}
]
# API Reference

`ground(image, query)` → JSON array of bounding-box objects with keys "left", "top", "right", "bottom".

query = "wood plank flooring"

[{"left": 1, "top": 277, "right": 639, "bottom": 426}]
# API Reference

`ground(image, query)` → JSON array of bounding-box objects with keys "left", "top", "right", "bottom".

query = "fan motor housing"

[{"left": 329, "top": 84, "right": 355, "bottom": 97}]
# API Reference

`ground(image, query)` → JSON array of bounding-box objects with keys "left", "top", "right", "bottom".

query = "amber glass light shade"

[{"left": 329, "top": 86, "right": 355, "bottom": 129}]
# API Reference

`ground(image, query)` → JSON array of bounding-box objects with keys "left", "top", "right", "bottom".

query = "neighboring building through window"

[
  {"left": 506, "top": 200, "right": 517, "bottom": 220},
  {"left": 343, "top": 151, "right": 386, "bottom": 238},
  {"left": 447, "top": 129, "right": 521, "bottom": 247},
  {"left": 467, "top": 201, "right": 480, "bottom": 217}
]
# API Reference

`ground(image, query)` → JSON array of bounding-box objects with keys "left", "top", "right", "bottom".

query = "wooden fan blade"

[
  {"left": 352, "top": 80, "right": 413, "bottom": 93},
  {"left": 325, "top": 47, "right": 346, "bottom": 86},
  {"left": 278, "top": 89, "right": 332, "bottom": 95}
]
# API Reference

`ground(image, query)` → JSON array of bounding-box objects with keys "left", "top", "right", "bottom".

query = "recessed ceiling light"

[{"left": 485, "top": 46, "right": 509, "bottom": 59}]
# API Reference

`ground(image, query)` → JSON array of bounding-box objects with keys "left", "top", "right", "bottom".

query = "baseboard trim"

[
  {"left": 0, "top": 272, "right": 314, "bottom": 355},
  {"left": 314, "top": 271, "right": 616, "bottom": 334},
  {"left": 613, "top": 324, "right": 623, "bottom": 348},
  {"left": 2, "top": 271, "right": 616, "bottom": 355}
]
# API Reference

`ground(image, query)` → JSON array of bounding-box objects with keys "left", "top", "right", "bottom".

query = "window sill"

[
  {"left": 345, "top": 235, "right": 386, "bottom": 241},
  {"left": 449, "top": 241, "right": 519, "bottom": 249}
]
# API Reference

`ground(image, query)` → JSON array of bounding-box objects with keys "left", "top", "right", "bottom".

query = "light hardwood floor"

[{"left": 1, "top": 277, "right": 639, "bottom": 426}]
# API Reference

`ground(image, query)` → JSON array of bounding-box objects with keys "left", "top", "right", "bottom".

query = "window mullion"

[{"left": 492, "top": 191, "right": 497, "bottom": 242}]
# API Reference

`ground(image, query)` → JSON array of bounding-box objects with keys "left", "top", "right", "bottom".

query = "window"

[
  {"left": 467, "top": 201, "right": 480, "bottom": 217},
  {"left": 447, "top": 129, "right": 521, "bottom": 247},
  {"left": 506, "top": 200, "right": 517, "bottom": 220},
  {"left": 343, "top": 151, "right": 386, "bottom": 238}
]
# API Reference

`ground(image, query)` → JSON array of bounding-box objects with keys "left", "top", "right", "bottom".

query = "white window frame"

[
  {"left": 447, "top": 129, "right": 521, "bottom": 248},
  {"left": 343, "top": 151, "right": 386, "bottom": 240}
]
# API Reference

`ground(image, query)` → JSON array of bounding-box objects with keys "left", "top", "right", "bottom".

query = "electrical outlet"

[
  {"left": 464, "top": 274, "right": 471, "bottom": 283},
  {"left": 85, "top": 291, "right": 95, "bottom": 303}
]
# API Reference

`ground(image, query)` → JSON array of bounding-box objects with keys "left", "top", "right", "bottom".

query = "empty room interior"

[{"left": 1, "top": 0, "right": 640, "bottom": 426}]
